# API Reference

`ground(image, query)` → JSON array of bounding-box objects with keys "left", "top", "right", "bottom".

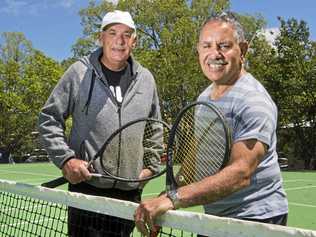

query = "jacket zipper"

[
  {"left": 97, "top": 70, "right": 138, "bottom": 188},
  {"left": 111, "top": 74, "right": 137, "bottom": 188},
  {"left": 112, "top": 104, "right": 122, "bottom": 188}
]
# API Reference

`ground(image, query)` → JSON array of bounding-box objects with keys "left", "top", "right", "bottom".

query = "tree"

[
  {"left": 73, "top": 0, "right": 264, "bottom": 121},
  {"left": 248, "top": 18, "right": 316, "bottom": 169},
  {"left": 0, "top": 32, "right": 33, "bottom": 64},
  {"left": 0, "top": 32, "right": 64, "bottom": 161},
  {"left": 275, "top": 18, "right": 315, "bottom": 169}
]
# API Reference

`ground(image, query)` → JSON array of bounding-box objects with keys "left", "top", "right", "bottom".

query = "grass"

[
  {"left": 282, "top": 171, "right": 316, "bottom": 230},
  {"left": 0, "top": 163, "right": 315, "bottom": 231}
]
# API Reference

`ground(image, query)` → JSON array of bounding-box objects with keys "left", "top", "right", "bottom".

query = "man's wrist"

[
  {"left": 60, "top": 156, "right": 75, "bottom": 169},
  {"left": 166, "top": 190, "right": 181, "bottom": 209}
]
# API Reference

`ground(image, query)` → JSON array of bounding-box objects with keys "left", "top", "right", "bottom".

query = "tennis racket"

[
  {"left": 150, "top": 101, "right": 232, "bottom": 237},
  {"left": 166, "top": 101, "right": 232, "bottom": 191},
  {"left": 41, "top": 118, "right": 170, "bottom": 188}
]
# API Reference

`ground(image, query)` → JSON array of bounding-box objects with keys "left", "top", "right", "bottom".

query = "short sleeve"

[{"left": 233, "top": 91, "right": 277, "bottom": 148}]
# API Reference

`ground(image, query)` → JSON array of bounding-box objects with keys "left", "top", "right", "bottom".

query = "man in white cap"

[{"left": 38, "top": 10, "right": 161, "bottom": 236}]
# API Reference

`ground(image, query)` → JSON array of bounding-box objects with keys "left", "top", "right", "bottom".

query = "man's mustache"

[{"left": 207, "top": 59, "right": 228, "bottom": 65}]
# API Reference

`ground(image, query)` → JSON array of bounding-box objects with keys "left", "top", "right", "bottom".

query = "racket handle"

[
  {"left": 41, "top": 177, "right": 68, "bottom": 188},
  {"left": 90, "top": 173, "right": 103, "bottom": 178},
  {"left": 90, "top": 173, "right": 114, "bottom": 180}
]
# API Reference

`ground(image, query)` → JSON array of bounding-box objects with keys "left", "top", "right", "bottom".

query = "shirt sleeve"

[
  {"left": 233, "top": 91, "right": 277, "bottom": 148},
  {"left": 37, "top": 64, "right": 79, "bottom": 168}
]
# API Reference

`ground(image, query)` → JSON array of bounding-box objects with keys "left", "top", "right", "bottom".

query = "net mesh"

[
  {"left": 1, "top": 179, "right": 315, "bottom": 237},
  {"left": 0, "top": 192, "right": 66, "bottom": 236}
]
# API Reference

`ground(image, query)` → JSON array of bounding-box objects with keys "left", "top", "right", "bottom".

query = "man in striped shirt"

[{"left": 134, "top": 12, "right": 288, "bottom": 236}]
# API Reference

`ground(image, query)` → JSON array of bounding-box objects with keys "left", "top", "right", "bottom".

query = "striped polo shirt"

[{"left": 198, "top": 73, "right": 288, "bottom": 219}]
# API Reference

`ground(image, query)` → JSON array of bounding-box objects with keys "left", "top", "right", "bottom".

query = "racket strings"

[
  {"left": 186, "top": 117, "right": 226, "bottom": 162},
  {"left": 101, "top": 120, "right": 169, "bottom": 181},
  {"left": 175, "top": 135, "right": 224, "bottom": 184},
  {"left": 173, "top": 107, "right": 227, "bottom": 185},
  {"left": 192, "top": 117, "right": 226, "bottom": 167},
  {"left": 142, "top": 123, "right": 169, "bottom": 167},
  {"left": 174, "top": 121, "right": 223, "bottom": 171},
  {"left": 174, "top": 127, "right": 223, "bottom": 183}
]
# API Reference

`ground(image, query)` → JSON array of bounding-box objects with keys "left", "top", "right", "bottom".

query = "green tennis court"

[{"left": 0, "top": 163, "right": 315, "bottom": 231}]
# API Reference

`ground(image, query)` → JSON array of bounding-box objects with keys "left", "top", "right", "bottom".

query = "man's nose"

[
  {"left": 207, "top": 47, "right": 223, "bottom": 59},
  {"left": 115, "top": 34, "right": 126, "bottom": 45}
]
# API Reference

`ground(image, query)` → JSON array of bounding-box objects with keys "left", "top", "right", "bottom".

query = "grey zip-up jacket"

[{"left": 38, "top": 48, "right": 161, "bottom": 190}]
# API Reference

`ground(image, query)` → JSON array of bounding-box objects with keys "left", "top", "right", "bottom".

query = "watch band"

[{"left": 166, "top": 190, "right": 181, "bottom": 209}]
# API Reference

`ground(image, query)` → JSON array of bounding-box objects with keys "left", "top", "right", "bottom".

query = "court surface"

[{"left": 0, "top": 162, "right": 315, "bottom": 230}]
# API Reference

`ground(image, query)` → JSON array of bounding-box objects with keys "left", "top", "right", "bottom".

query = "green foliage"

[
  {"left": 0, "top": 33, "right": 64, "bottom": 160},
  {"left": 71, "top": 38, "right": 98, "bottom": 60},
  {"left": 0, "top": 32, "right": 33, "bottom": 64},
  {"left": 248, "top": 18, "right": 316, "bottom": 168},
  {"left": 1, "top": 1, "right": 314, "bottom": 168},
  {"left": 60, "top": 57, "right": 77, "bottom": 71},
  {"left": 275, "top": 18, "right": 315, "bottom": 167},
  {"left": 268, "top": 18, "right": 314, "bottom": 125},
  {"left": 73, "top": 0, "right": 264, "bottom": 122}
]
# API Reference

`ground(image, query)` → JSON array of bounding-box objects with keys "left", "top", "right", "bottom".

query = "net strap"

[{"left": 1, "top": 179, "right": 315, "bottom": 237}]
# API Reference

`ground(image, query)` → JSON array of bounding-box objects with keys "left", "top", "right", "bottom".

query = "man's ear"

[
  {"left": 97, "top": 32, "right": 103, "bottom": 47},
  {"left": 239, "top": 42, "right": 248, "bottom": 61},
  {"left": 132, "top": 36, "right": 137, "bottom": 49}
]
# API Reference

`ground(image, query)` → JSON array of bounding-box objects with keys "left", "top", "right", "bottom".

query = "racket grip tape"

[{"left": 41, "top": 177, "right": 68, "bottom": 188}]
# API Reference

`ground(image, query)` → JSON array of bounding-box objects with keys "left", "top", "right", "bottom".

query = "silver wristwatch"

[{"left": 166, "top": 190, "right": 181, "bottom": 209}]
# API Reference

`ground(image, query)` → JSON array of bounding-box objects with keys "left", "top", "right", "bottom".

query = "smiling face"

[
  {"left": 197, "top": 20, "right": 248, "bottom": 85},
  {"left": 99, "top": 23, "right": 136, "bottom": 71}
]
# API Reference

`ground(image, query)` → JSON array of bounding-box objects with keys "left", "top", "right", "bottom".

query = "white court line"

[
  {"left": 285, "top": 185, "right": 316, "bottom": 191},
  {"left": 144, "top": 184, "right": 316, "bottom": 197},
  {"left": 284, "top": 179, "right": 316, "bottom": 183},
  {"left": 288, "top": 202, "right": 316, "bottom": 208},
  {"left": 285, "top": 185, "right": 316, "bottom": 209},
  {"left": 144, "top": 195, "right": 316, "bottom": 209},
  {"left": 14, "top": 178, "right": 53, "bottom": 184},
  {"left": 0, "top": 170, "right": 58, "bottom": 177},
  {"left": 143, "top": 183, "right": 316, "bottom": 196}
]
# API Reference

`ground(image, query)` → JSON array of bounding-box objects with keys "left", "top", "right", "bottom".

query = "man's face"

[
  {"left": 99, "top": 23, "right": 136, "bottom": 70},
  {"left": 197, "top": 21, "right": 246, "bottom": 84}
]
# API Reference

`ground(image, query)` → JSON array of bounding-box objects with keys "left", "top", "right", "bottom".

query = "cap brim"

[{"left": 101, "top": 21, "right": 136, "bottom": 31}]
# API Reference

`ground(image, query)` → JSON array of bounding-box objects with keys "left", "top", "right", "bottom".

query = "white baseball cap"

[{"left": 101, "top": 10, "right": 136, "bottom": 31}]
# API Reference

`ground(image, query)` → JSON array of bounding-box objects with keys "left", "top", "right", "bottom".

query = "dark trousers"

[
  {"left": 68, "top": 182, "right": 141, "bottom": 237},
  {"left": 242, "top": 213, "right": 288, "bottom": 225},
  {"left": 197, "top": 213, "right": 288, "bottom": 237}
]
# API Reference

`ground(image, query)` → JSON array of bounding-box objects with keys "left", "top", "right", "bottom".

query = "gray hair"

[{"left": 200, "top": 12, "right": 246, "bottom": 43}]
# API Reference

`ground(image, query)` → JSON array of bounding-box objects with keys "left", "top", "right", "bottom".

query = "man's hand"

[
  {"left": 138, "top": 168, "right": 153, "bottom": 189},
  {"left": 139, "top": 168, "right": 153, "bottom": 180},
  {"left": 62, "top": 158, "right": 92, "bottom": 184},
  {"left": 134, "top": 194, "right": 174, "bottom": 236}
]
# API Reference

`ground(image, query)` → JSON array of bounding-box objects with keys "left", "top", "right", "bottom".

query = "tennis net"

[{"left": 1, "top": 179, "right": 316, "bottom": 237}]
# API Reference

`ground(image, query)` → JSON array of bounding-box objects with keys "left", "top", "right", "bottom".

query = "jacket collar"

[{"left": 88, "top": 47, "right": 139, "bottom": 77}]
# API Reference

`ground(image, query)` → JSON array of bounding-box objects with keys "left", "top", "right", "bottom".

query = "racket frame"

[
  {"left": 96, "top": 117, "right": 170, "bottom": 182},
  {"left": 166, "top": 101, "right": 232, "bottom": 191},
  {"left": 41, "top": 117, "right": 170, "bottom": 188}
]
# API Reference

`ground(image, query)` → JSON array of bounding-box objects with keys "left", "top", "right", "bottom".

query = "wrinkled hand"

[
  {"left": 138, "top": 168, "right": 153, "bottom": 189},
  {"left": 62, "top": 158, "right": 91, "bottom": 184},
  {"left": 134, "top": 194, "right": 174, "bottom": 236}
]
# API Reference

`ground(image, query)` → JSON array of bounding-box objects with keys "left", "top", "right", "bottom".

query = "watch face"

[{"left": 167, "top": 190, "right": 180, "bottom": 209}]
